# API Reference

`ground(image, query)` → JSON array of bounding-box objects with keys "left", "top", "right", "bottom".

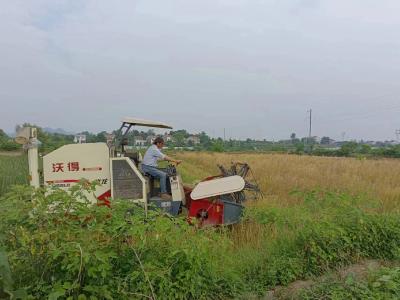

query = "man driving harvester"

[{"left": 141, "top": 137, "right": 182, "bottom": 200}]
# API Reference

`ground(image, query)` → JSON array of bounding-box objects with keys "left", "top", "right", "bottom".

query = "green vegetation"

[
  {"left": 309, "top": 142, "right": 400, "bottom": 159},
  {"left": 300, "top": 267, "right": 400, "bottom": 299},
  {"left": 0, "top": 154, "right": 28, "bottom": 196},
  {"left": 0, "top": 183, "right": 240, "bottom": 299},
  {"left": 0, "top": 130, "right": 18, "bottom": 151},
  {"left": 1, "top": 184, "right": 400, "bottom": 298},
  {"left": 237, "top": 190, "right": 400, "bottom": 295}
]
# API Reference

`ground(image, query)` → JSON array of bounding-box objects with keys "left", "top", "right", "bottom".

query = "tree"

[
  {"left": 290, "top": 133, "right": 296, "bottom": 140},
  {"left": 0, "top": 129, "right": 19, "bottom": 150},
  {"left": 95, "top": 131, "right": 107, "bottom": 143},
  {"left": 0, "top": 129, "right": 8, "bottom": 142},
  {"left": 339, "top": 142, "right": 358, "bottom": 156},
  {"left": 295, "top": 142, "right": 305, "bottom": 154},
  {"left": 211, "top": 140, "right": 224, "bottom": 152},
  {"left": 146, "top": 129, "right": 155, "bottom": 136},
  {"left": 171, "top": 130, "right": 189, "bottom": 147},
  {"left": 360, "top": 144, "right": 371, "bottom": 154},
  {"left": 199, "top": 131, "right": 211, "bottom": 147}
]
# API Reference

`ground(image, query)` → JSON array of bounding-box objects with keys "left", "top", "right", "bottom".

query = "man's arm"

[{"left": 163, "top": 155, "right": 182, "bottom": 165}]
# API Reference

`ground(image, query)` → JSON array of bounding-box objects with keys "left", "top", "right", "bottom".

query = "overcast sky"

[{"left": 1, "top": 0, "right": 400, "bottom": 140}]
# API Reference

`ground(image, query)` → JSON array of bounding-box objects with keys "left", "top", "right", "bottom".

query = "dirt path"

[{"left": 264, "top": 260, "right": 392, "bottom": 299}]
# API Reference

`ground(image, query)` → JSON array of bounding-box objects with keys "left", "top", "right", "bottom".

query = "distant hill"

[{"left": 43, "top": 127, "right": 75, "bottom": 135}]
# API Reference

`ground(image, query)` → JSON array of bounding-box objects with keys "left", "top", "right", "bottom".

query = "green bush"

[{"left": 0, "top": 183, "right": 242, "bottom": 299}]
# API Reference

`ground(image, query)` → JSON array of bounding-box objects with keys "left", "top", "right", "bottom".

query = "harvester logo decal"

[
  {"left": 52, "top": 162, "right": 80, "bottom": 172},
  {"left": 51, "top": 162, "right": 103, "bottom": 172},
  {"left": 52, "top": 162, "right": 64, "bottom": 172},
  {"left": 67, "top": 162, "right": 80, "bottom": 171}
]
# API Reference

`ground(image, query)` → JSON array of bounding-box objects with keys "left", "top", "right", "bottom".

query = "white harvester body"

[
  {"left": 19, "top": 118, "right": 186, "bottom": 213},
  {"left": 43, "top": 143, "right": 112, "bottom": 203}
]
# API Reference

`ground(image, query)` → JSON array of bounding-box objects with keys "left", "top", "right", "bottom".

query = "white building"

[
  {"left": 186, "top": 135, "right": 201, "bottom": 145},
  {"left": 164, "top": 133, "right": 173, "bottom": 142},
  {"left": 74, "top": 134, "right": 86, "bottom": 144},
  {"left": 134, "top": 136, "right": 146, "bottom": 147}
]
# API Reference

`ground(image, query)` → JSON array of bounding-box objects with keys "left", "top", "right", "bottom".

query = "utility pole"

[
  {"left": 223, "top": 128, "right": 226, "bottom": 142},
  {"left": 307, "top": 109, "right": 312, "bottom": 152},
  {"left": 308, "top": 109, "right": 312, "bottom": 140}
]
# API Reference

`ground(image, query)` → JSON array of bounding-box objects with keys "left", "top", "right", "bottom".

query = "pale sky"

[{"left": 1, "top": 0, "right": 400, "bottom": 140}]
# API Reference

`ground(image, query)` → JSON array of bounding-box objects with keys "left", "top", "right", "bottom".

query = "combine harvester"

[{"left": 15, "top": 118, "right": 262, "bottom": 226}]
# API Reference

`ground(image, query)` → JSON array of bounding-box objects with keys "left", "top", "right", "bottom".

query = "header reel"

[{"left": 217, "top": 162, "right": 263, "bottom": 203}]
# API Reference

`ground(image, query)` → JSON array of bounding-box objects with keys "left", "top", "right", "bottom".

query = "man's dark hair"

[{"left": 153, "top": 137, "right": 164, "bottom": 145}]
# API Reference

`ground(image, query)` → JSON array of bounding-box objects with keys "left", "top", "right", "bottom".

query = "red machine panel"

[{"left": 188, "top": 199, "right": 224, "bottom": 226}]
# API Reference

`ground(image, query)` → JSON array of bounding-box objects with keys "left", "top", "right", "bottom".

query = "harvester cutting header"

[{"left": 16, "top": 118, "right": 262, "bottom": 226}]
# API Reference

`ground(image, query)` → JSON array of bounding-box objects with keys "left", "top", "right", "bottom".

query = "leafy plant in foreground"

[{"left": 0, "top": 183, "right": 242, "bottom": 299}]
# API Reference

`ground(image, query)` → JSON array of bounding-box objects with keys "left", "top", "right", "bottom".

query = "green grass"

[
  {"left": 0, "top": 154, "right": 28, "bottom": 196},
  {"left": 300, "top": 266, "right": 400, "bottom": 299}
]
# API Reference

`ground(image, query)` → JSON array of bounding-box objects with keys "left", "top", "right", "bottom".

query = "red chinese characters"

[
  {"left": 52, "top": 162, "right": 80, "bottom": 172},
  {"left": 68, "top": 162, "right": 80, "bottom": 172},
  {"left": 52, "top": 163, "right": 64, "bottom": 172}
]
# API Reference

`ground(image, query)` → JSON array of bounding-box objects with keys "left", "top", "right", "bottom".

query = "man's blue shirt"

[{"left": 142, "top": 144, "right": 165, "bottom": 167}]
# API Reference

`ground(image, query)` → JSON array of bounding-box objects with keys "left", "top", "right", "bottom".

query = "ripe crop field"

[
  {"left": 2, "top": 151, "right": 400, "bottom": 299},
  {"left": 175, "top": 151, "right": 400, "bottom": 211}
]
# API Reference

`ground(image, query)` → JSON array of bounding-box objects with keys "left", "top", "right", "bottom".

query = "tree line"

[{"left": 2, "top": 125, "right": 400, "bottom": 158}]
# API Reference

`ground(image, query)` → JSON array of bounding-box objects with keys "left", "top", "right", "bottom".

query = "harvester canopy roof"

[{"left": 121, "top": 117, "right": 173, "bottom": 129}]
